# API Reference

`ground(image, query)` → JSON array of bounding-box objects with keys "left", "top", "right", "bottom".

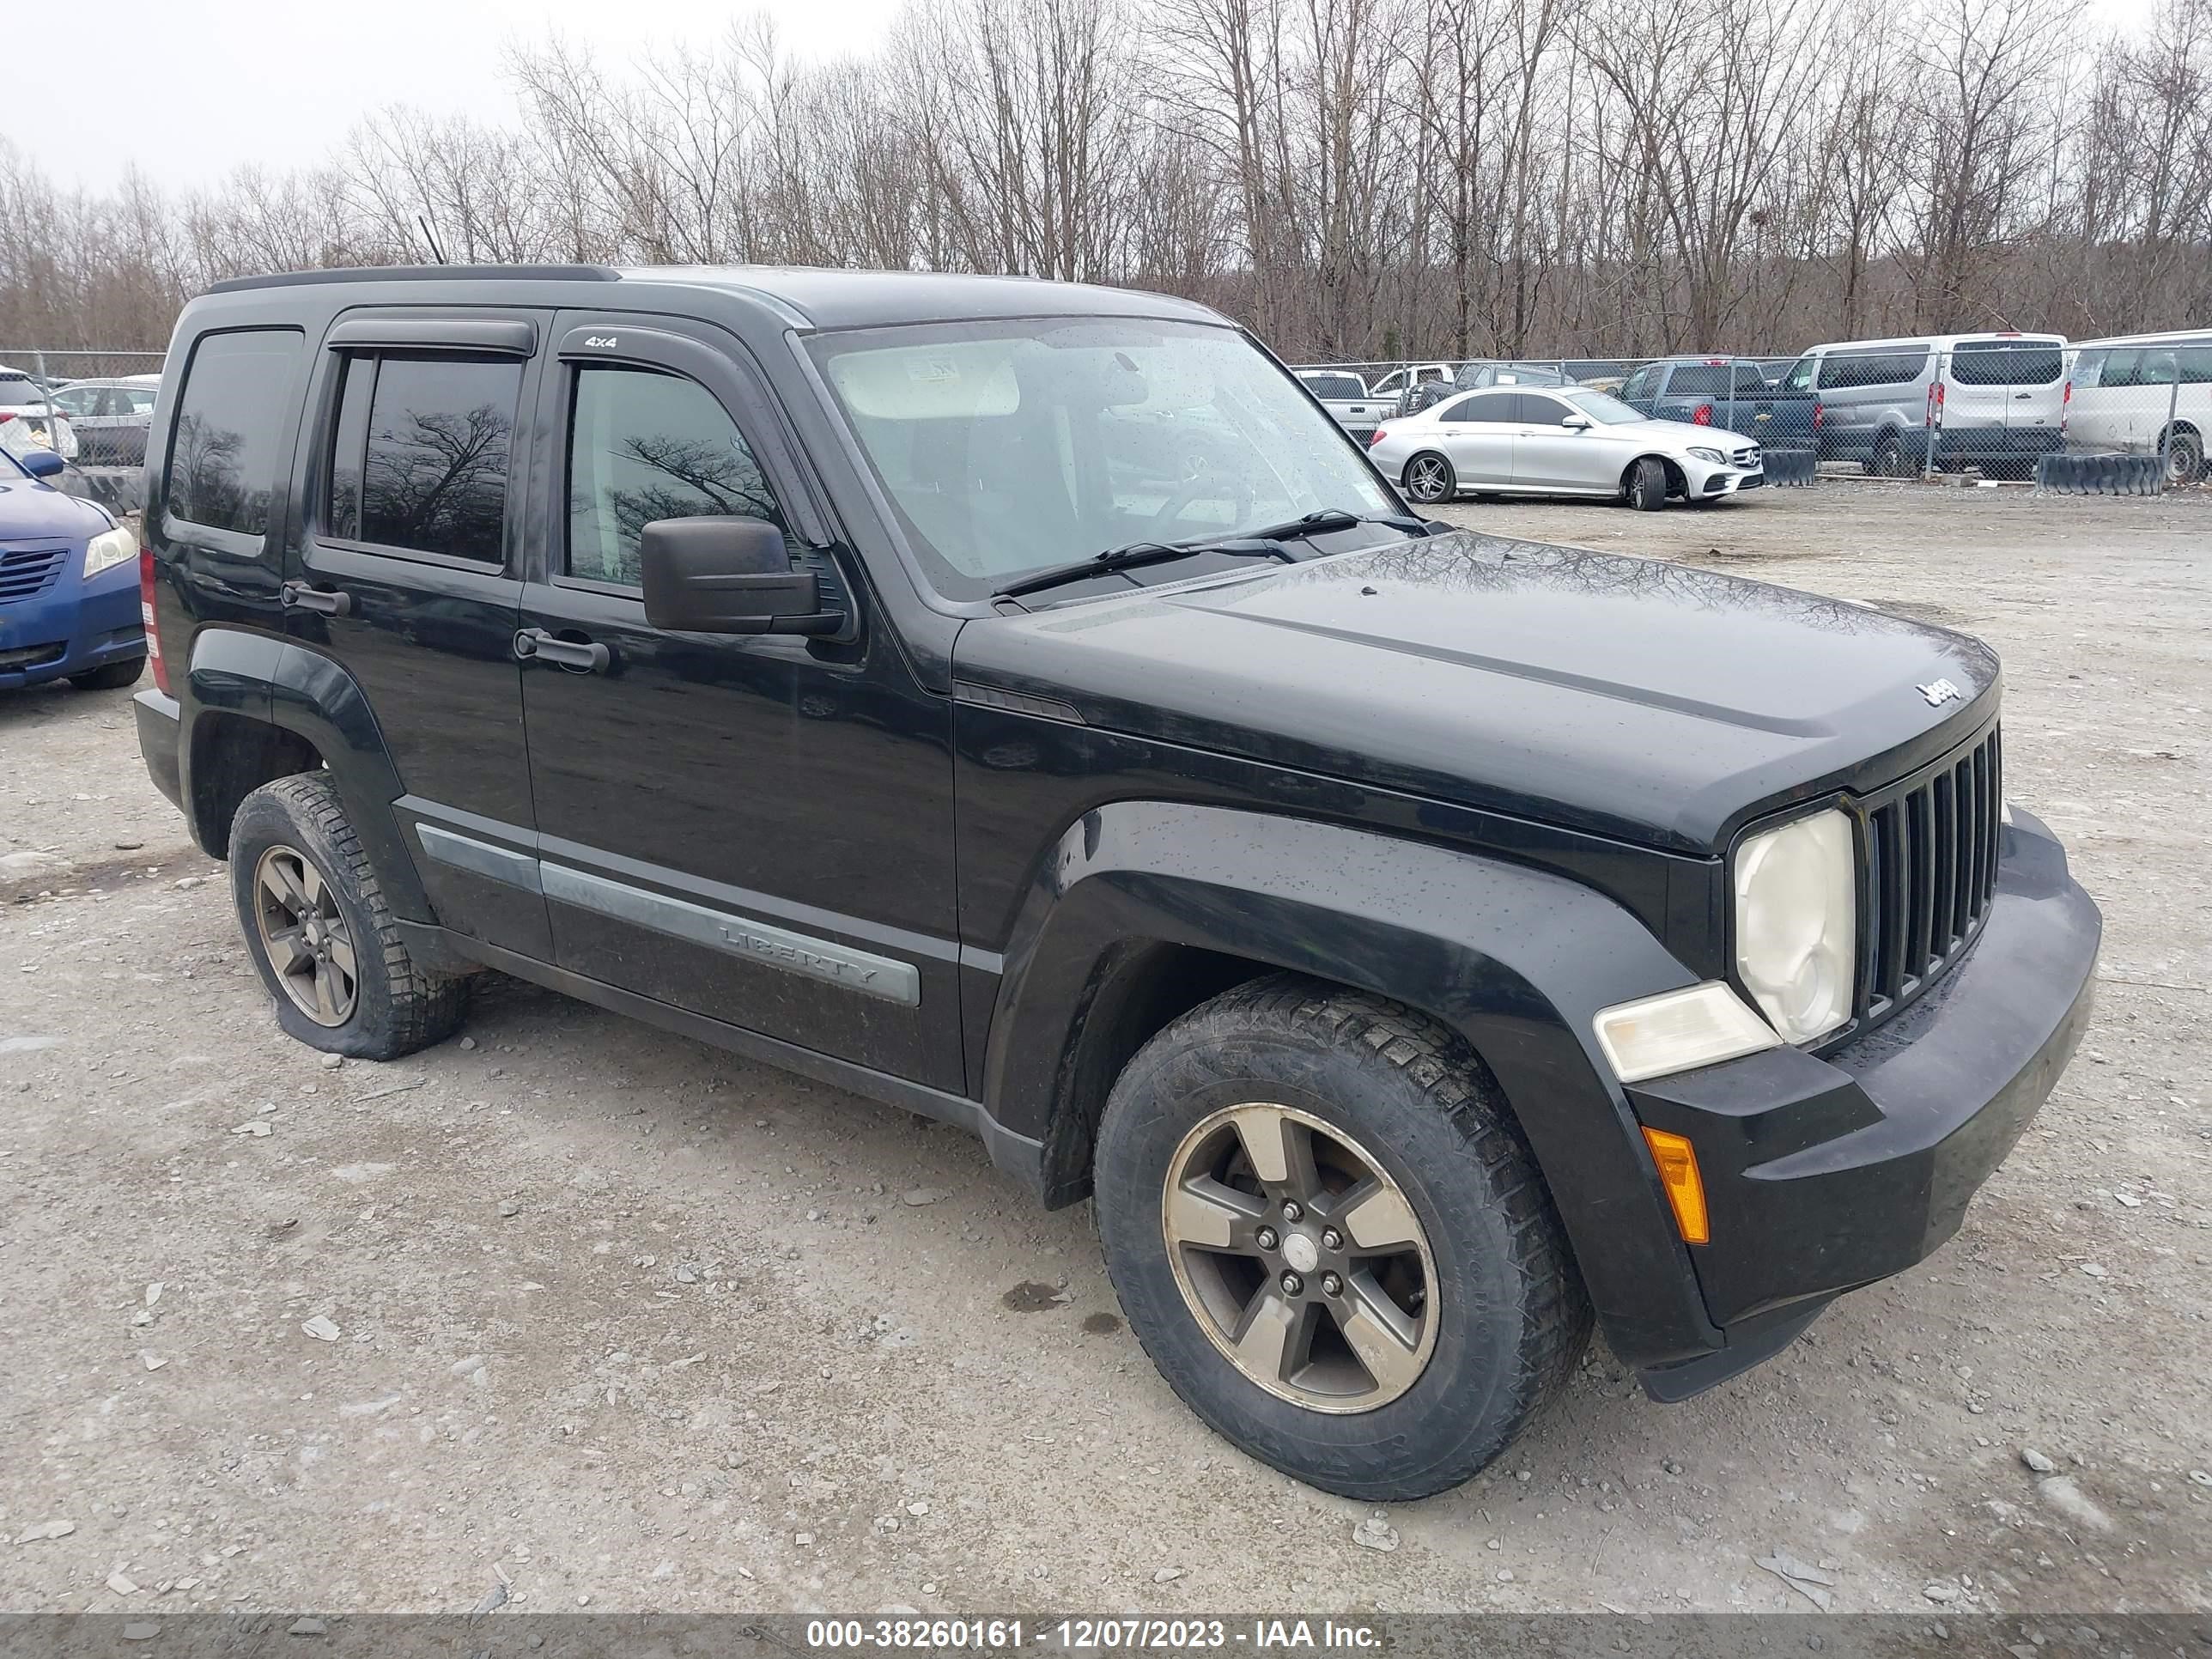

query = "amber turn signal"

[{"left": 1641, "top": 1126, "right": 1710, "bottom": 1245}]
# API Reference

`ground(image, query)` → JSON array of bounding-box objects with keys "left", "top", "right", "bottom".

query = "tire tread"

[{"left": 238, "top": 773, "right": 468, "bottom": 1057}]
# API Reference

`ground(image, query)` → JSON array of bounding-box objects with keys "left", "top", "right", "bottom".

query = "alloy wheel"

[
  {"left": 1405, "top": 457, "right": 1449, "bottom": 501},
  {"left": 1161, "top": 1102, "right": 1438, "bottom": 1413},
  {"left": 252, "top": 844, "right": 358, "bottom": 1027}
]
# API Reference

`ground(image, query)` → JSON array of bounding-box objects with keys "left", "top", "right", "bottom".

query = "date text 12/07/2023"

[{"left": 804, "top": 1618, "right": 1384, "bottom": 1650}]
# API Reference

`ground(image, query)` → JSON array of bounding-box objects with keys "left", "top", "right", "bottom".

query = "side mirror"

[
  {"left": 639, "top": 516, "right": 842, "bottom": 636},
  {"left": 19, "top": 447, "right": 66, "bottom": 478},
  {"left": 1560, "top": 413, "right": 1593, "bottom": 430}
]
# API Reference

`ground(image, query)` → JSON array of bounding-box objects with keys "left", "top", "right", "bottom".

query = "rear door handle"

[
  {"left": 280, "top": 581, "right": 352, "bottom": 617},
  {"left": 514, "top": 628, "right": 611, "bottom": 673}
]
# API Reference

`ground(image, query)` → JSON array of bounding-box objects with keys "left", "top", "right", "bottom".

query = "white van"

[
  {"left": 2061, "top": 329, "right": 2212, "bottom": 483},
  {"left": 1776, "top": 331, "right": 2066, "bottom": 477}
]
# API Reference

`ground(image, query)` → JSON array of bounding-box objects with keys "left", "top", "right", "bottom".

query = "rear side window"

[
  {"left": 167, "top": 330, "right": 304, "bottom": 536},
  {"left": 326, "top": 353, "right": 520, "bottom": 562},
  {"left": 2083, "top": 342, "right": 2212, "bottom": 387},
  {"left": 1443, "top": 392, "right": 1519, "bottom": 423},
  {"left": 1663, "top": 364, "right": 1729, "bottom": 398},
  {"left": 1949, "top": 342, "right": 2064, "bottom": 386},
  {"left": 1819, "top": 350, "right": 1929, "bottom": 391}
]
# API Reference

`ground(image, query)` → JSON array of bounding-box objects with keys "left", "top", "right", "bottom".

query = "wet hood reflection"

[{"left": 962, "top": 529, "right": 2001, "bottom": 854}]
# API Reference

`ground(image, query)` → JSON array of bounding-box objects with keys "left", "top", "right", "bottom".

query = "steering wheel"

[{"left": 1150, "top": 465, "right": 1253, "bottom": 536}]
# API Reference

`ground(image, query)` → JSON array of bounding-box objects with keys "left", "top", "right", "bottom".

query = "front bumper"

[
  {"left": 1626, "top": 807, "right": 2099, "bottom": 1398},
  {"left": 0, "top": 565, "right": 143, "bottom": 689},
  {"left": 1681, "top": 455, "right": 1765, "bottom": 497}
]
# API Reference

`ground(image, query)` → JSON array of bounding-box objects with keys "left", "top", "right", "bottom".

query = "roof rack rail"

[{"left": 205, "top": 264, "right": 623, "bottom": 295}]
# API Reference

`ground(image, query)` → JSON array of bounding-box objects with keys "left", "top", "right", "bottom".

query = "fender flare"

[
  {"left": 180, "top": 627, "right": 433, "bottom": 922},
  {"left": 979, "top": 800, "right": 1723, "bottom": 1369}
]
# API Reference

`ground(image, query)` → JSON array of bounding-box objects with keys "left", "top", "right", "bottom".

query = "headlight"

[
  {"left": 1733, "top": 809, "right": 1856, "bottom": 1044},
  {"left": 83, "top": 526, "right": 136, "bottom": 578},
  {"left": 1686, "top": 446, "right": 1727, "bottom": 464}
]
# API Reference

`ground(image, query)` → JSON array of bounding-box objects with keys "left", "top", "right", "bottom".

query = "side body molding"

[{"left": 980, "top": 800, "right": 1726, "bottom": 1370}]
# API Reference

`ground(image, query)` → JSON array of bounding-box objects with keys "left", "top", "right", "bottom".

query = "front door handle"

[
  {"left": 280, "top": 580, "right": 352, "bottom": 617},
  {"left": 514, "top": 628, "right": 611, "bottom": 673}
]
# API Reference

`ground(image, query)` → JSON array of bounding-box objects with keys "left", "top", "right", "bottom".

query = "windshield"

[
  {"left": 1559, "top": 388, "right": 1644, "bottom": 424},
  {"left": 809, "top": 318, "right": 1398, "bottom": 600}
]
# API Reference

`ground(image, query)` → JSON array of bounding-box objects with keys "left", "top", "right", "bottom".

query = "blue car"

[{"left": 0, "top": 443, "right": 145, "bottom": 692}]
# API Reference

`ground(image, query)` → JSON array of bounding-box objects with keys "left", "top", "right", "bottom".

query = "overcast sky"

[
  {"left": 16, "top": 0, "right": 2167, "bottom": 194},
  {"left": 18, "top": 0, "right": 905, "bottom": 193}
]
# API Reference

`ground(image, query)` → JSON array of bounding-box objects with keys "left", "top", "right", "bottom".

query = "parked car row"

[
  {"left": 1300, "top": 323, "right": 2209, "bottom": 507},
  {"left": 0, "top": 364, "right": 163, "bottom": 468}
]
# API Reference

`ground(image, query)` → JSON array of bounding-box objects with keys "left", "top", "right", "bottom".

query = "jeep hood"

[{"left": 955, "top": 531, "right": 1999, "bottom": 854}]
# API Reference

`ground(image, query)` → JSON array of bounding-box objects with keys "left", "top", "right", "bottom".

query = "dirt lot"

[{"left": 1, "top": 482, "right": 2208, "bottom": 1619}]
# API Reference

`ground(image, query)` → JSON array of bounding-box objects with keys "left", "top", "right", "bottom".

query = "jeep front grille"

[{"left": 1856, "top": 725, "right": 2002, "bottom": 1030}]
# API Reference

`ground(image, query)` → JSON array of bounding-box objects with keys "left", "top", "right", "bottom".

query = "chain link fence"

[{"left": 0, "top": 348, "right": 167, "bottom": 514}]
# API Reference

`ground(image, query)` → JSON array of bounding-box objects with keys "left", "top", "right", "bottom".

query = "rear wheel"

[
  {"left": 67, "top": 657, "right": 144, "bottom": 691},
  {"left": 1093, "top": 975, "right": 1589, "bottom": 1501},
  {"left": 1625, "top": 457, "right": 1668, "bottom": 510},
  {"left": 229, "top": 773, "right": 471, "bottom": 1059},
  {"left": 1401, "top": 453, "right": 1455, "bottom": 504},
  {"left": 1870, "top": 433, "right": 1915, "bottom": 477},
  {"left": 2165, "top": 428, "right": 2204, "bottom": 484}
]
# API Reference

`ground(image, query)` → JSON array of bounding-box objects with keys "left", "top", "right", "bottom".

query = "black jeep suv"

[{"left": 135, "top": 264, "right": 2100, "bottom": 1500}]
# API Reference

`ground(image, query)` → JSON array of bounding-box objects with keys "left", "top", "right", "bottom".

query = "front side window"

[
  {"left": 1620, "top": 365, "right": 1658, "bottom": 401},
  {"left": 565, "top": 365, "right": 794, "bottom": 588},
  {"left": 1558, "top": 388, "right": 1644, "bottom": 424},
  {"left": 167, "top": 329, "right": 304, "bottom": 536},
  {"left": 809, "top": 318, "right": 1397, "bottom": 600}
]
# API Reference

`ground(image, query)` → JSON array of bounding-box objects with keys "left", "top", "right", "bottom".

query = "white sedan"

[{"left": 1368, "top": 385, "right": 1764, "bottom": 510}]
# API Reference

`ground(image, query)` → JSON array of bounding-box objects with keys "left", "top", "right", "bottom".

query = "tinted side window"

[
  {"left": 567, "top": 365, "right": 794, "bottom": 589},
  {"left": 167, "top": 330, "right": 303, "bottom": 536},
  {"left": 1820, "top": 350, "right": 1929, "bottom": 391},
  {"left": 1949, "top": 343, "right": 2064, "bottom": 386},
  {"left": 352, "top": 356, "right": 520, "bottom": 562},
  {"left": 1514, "top": 393, "right": 1567, "bottom": 422},
  {"left": 1448, "top": 392, "right": 1520, "bottom": 423},
  {"left": 1664, "top": 364, "right": 1729, "bottom": 398}
]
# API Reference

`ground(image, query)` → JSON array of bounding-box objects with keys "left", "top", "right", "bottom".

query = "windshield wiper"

[
  {"left": 1240, "top": 507, "right": 1431, "bottom": 541},
  {"left": 992, "top": 508, "right": 1431, "bottom": 602},
  {"left": 992, "top": 536, "right": 1294, "bottom": 600}
]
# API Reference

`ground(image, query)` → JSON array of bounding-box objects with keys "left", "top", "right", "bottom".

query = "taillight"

[
  {"left": 1813, "top": 401, "right": 1824, "bottom": 430},
  {"left": 1692, "top": 404, "right": 1713, "bottom": 425},
  {"left": 1927, "top": 381, "right": 1945, "bottom": 428},
  {"left": 2061, "top": 379, "right": 2072, "bottom": 434},
  {"left": 140, "top": 546, "right": 169, "bottom": 696},
  {"left": 1369, "top": 427, "right": 1389, "bottom": 447}
]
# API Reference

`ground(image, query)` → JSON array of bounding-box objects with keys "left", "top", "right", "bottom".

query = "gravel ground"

[{"left": 1, "top": 482, "right": 2208, "bottom": 1619}]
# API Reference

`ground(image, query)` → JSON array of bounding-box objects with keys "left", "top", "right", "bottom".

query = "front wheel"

[
  {"left": 1625, "top": 457, "right": 1669, "bottom": 510},
  {"left": 67, "top": 657, "right": 145, "bottom": 691},
  {"left": 1401, "top": 452, "right": 1456, "bottom": 504},
  {"left": 229, "top": 773, "right": 471, "bottom": 1059},
  {"left": 1093, "top": 975, "right": 1589, "bottom": 1501}
]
